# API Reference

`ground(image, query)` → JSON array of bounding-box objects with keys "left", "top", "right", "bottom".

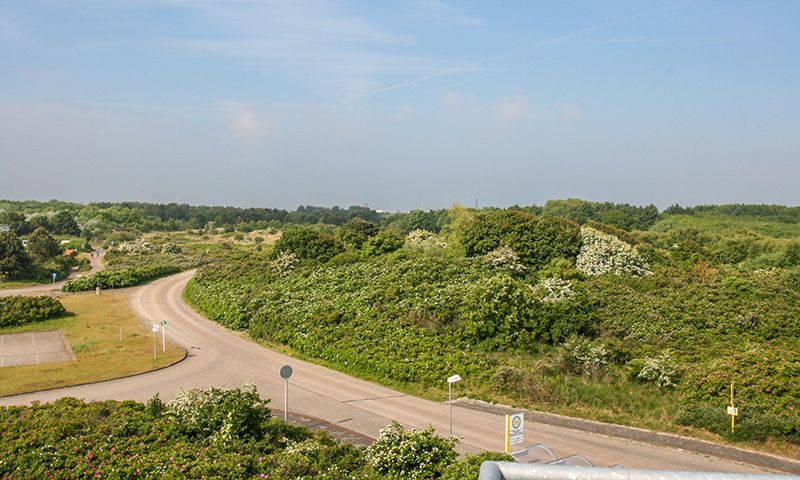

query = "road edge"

[{"left": 456, "top": 398, "right": 800, "bottom": 474}]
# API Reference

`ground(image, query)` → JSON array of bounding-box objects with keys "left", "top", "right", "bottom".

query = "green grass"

[
  {"left": 0, "top": 279, "right": 45, "bottom": 290},
  {"left": 0, "top": 292, "right": 184, "bottom": 396}
]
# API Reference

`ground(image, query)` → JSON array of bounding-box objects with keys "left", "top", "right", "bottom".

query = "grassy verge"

[
  {"left": 0, "top": 292, "right": 184, "bottom": 396},
  {"left": 0, "top": 279, "right": 44, "bottom": 290}
]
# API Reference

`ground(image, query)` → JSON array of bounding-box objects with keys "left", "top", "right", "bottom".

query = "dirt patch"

[{"left": 0, "top": 330, "right": 73, "bottom": 367}]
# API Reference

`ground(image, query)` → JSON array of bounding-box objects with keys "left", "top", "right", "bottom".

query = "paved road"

[
  {"left": 0, "top": 271, "right": 787, "bottom": 473},
  {"left": 0, "top": 252, "right": 103, "bottom": 298}
]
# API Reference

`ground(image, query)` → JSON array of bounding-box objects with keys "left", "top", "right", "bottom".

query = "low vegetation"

[
  {"left": 185, "top": 203, "right": 800, "bottom": 454},
  {"left": 61, "top": 265, "right": 181, "bottom": 292},
  {"left": 0, "top": 385, "right": 511, "bottom": 479},
  {"left": 0, "top": 296, "right": 65, "bottom": 328}
]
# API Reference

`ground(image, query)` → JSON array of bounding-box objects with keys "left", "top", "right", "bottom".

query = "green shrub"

[
  {"left": 461, "top": 210, "right": 581, "bottom": 269},
  {"left": 363, "top": 230, "right": 404, "bottom": 256},
  {"left": 0, "top": 295, "right": 66, "bottom": 328},
  {"left": 61, "top": 264, "right": 180, "bottom": 291},
  {"left": 273, "top": 226, "right": 344, "bottom": 262}
]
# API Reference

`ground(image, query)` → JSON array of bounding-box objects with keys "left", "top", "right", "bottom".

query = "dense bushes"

[
  {"left": 62, "top": 265, "right": 180, "bottom": 292},
  {"left": 273, "top": 227, "right": 344, "bottom": 262},
  {"left": 0, "top": 295, "right": 66, "bottom": 328},
  {"left": 0, "top": 387, "right": 502, "bottom": 479},
  {"left": 460, "top": 210, "right": 581, "bottom": 269}
]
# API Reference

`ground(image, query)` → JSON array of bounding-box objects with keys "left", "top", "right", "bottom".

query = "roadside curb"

[
  {"left": 0, "top": 347, "right": 188, "bottom": 401},
  {"left": 455, "top": 398, "right": 800, "bottom": 474}
]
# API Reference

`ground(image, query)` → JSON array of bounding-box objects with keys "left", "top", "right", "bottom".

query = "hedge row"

[
  {"left": 61, "top": 265, "right": 180, "bottom": 292},
  {"left": 0, "top": 295, "right": 66, "bottom": 328}
]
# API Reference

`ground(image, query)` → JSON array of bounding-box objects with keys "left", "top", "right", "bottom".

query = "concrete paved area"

[{"left": 0, "top": 330, "right": 73, "bottom": 367}]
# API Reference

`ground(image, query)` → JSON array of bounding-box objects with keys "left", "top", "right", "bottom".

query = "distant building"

[
  {"left": 65, "top": 249, "right": 78, "bottom": 257},
  {"left": 0, "top": 224, "right": 9, "bottom": 233}
]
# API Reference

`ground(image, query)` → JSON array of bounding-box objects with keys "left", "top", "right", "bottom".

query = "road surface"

[
  {"left": 0, "top": 271, "right": 790, "bottom": 473},
  {"left": 0, "top": 251, "right": 103, "bottom": 297}
]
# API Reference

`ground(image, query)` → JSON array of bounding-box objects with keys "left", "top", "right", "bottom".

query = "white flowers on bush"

[
  {"left": 116, "top": 239, "right": 181, "bottom": 255},
  {"left": 483, "top": 246, "right": 526, "bottom": 274},
  {"left": 534, "top": 277, "right": 574, "bottom": 303},
  {"left": 405, "top": 229, "right": 448, "bottom": 250},
  {"left": 271, "top": 251, "right": 298, "bottom": 276},
  {"left": 563, "top": 337, "right": 609, "bottom": 376},
  {"left": 166, "top": 384, "right": 270, "bottom": 443},
  {"left": 638, "top": 353, "right": 678, "bottom": 388},
  {"left": 576, "top": 227, "right": 650, "bottom": 276},
  {"left": 364, "top": 421, "right": 458, "bottom": 479}
]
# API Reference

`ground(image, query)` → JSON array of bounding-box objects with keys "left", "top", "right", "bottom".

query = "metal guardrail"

[{"left": 478, "top": 462, "right": 800, "bottom": 480}]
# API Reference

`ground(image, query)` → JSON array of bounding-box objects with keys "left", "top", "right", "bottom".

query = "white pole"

[
  {"left": 284, "top": 378, "right": 289, "bottom": 422},
  {"left": 449, "top": 382, "right": 453, "bottom": 436},
  {"left": 152, "top": 331, "right": 156, "bottom": 360},
  {"left": 161, "top": 324, "right": 166, "bottom": 352}
]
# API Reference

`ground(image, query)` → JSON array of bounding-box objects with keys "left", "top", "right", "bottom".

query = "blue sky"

[{"left": 1, "top": 0, "right": 798, "bottom": 210}]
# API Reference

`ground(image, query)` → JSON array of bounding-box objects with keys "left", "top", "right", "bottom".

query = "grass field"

[{"left": 0, "top": 292, "right": 184, "bottom": 396}]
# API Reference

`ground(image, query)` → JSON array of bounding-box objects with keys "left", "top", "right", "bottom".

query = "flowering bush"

[
  {"left": 483, "top": 246, "right": 526, "bottom": 274},
  {"left": 116, "top": 240, "right": 182, "bottom": 255},
  {"left": 364, "top": 421, "right": 458, "bottom": 479},
  {"left": 167, "top": 384, "right": 271, "bottom": 444},
  {"left": 405, "top": 229, "right": 448, "bottom": 250},
  {"left": 559, "top": 337, "right": 609, "bottom": 377},
  {"left": 637, "top": 353, "right": 678, "bottom": 388},
  {"left": 533, "top": 277, "right": 574, "bottom": 303},
  {"left": 271, "top": 251, "right": 298, "bottom": 277},
  {"left": 576, "top": 227, "right": 650, "bottom": 276}
]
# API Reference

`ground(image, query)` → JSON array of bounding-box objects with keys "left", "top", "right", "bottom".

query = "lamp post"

[{"left": 447, "top": 374, "right": 462, "bottom": 436}]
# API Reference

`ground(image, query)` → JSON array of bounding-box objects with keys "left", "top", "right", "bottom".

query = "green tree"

[
  {"left": 0, "top": 231, "right": 32, "bottom": 279},
  {"left": 27, "top": 227, "right": 62, "bottom": 262},
  {"left": 338, "top": 218, "right": 379, "bottom": 249},
  {"left": 273, "top": 227, "right": 344, "bottom": 262},
  {"left": 461, "top": 210, "right": 581, "bottom": 269},
  {"left": 27, "top": 215, "right": 52, "bottom": 232},
  {"left": 50, "top": 210, "right": 81, "bottom": 235},
  {"left": 363, "top": 230, "right": 404, "bottom": 256},
  {"left": 0, "top": 210, "right": 29, "bottom": 235}
]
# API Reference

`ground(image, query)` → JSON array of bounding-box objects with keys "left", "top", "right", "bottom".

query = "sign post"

[
  {"left": 728, "top": 381, "right": 739, "bottom": 434},
  {"left": 280, "top": 365, "right": 293, "bottom": 422},
  {"left": 151, "top": 324, "right": 159, "bottom": 360},
  {"left": 160, "top": 320, "right": 168, "bottom": 352},
  {"left": 447, "top": 374, "right": 462, "bottom": 437},
  {"left": 505, "top": 413, "right": 524, "bottom": 454},
  {"left": 51, "top": 272, "right": 57, "bottom": 294}
]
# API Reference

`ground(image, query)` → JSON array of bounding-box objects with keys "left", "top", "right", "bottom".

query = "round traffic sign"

[
  {"left": 279, "top": 364, "right": 293, "bottom": 379},
  {"left": 161, "top": 320, "right": 168, "bottom": 326}
]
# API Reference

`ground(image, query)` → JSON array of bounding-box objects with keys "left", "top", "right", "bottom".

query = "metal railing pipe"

[{"left": 478, "top": 462, "right": 800, "bottom": 480}]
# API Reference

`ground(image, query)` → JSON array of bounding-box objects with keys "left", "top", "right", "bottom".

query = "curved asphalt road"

[{"left": 0, "top": 271, "right": 786, "bottom": 473}]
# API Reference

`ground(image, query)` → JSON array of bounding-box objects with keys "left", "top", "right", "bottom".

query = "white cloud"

[
  {"left": 441, "top": 90, "right": 466, "bottom": 110},
  {"left": 394, "top": 106, "right": 414, "bottom": 120},
  {"left": 228, "top": 107, "right": 280, "bottom": 139},
  {"left": 495, "top": 93, "right": 530, "bottom": 121}
]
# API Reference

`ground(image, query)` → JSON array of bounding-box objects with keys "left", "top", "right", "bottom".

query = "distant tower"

[{"left": 475, "top": 198, "right": 478, "bottom": 209}]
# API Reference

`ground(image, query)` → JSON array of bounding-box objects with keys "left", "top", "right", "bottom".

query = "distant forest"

[{"left": 1, "top": 198, "right": 800, "bottom": 241}]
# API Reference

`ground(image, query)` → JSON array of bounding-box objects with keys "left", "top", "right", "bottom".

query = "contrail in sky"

[{"left": 370, "top": 0, "right": 696, "bottom": 100}]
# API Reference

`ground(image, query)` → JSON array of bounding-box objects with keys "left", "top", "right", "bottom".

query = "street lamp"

[{"left": 447, "top": 374, "right": 462, "bottom": 436}]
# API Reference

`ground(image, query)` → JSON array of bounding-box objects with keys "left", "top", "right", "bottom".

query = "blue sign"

[{"left": 51, "top": 272, "right": 57, "bottom": 280}]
